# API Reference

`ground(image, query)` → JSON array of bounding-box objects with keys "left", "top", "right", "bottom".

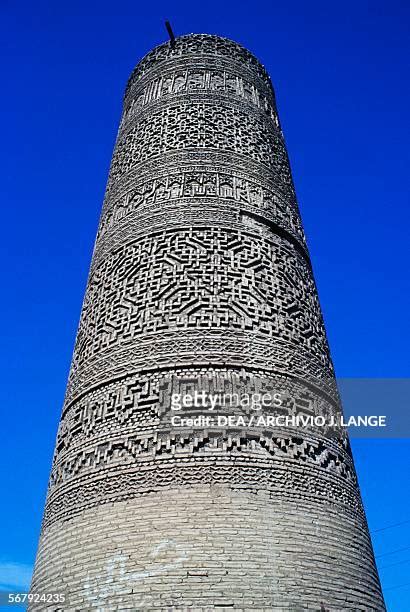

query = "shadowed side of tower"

[{"left": 30, "top": 34, "right": 385, "bottom": 610}]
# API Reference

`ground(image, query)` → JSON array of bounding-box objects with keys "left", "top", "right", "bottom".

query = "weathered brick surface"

[
  {"left": 30, "top": 34, "right": 385, "bottom": 610},
  {"left": 32, "top": 488, "right": 383, "bottom": 610}
]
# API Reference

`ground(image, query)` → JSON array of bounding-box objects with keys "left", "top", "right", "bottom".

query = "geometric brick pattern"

[{"left": 30, "top": 34, "right": 385, "bottom": 610}]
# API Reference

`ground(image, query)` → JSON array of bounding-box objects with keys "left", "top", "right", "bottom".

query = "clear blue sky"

[{"left": 1, "top": 1, "right": 409, "bottom": 609}]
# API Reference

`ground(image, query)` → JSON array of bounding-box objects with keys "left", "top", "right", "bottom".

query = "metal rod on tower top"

[{"left": 165, "top": 21, "right": 176, "bottom": 48}]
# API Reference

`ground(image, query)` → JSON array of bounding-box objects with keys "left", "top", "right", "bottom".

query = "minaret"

[{"left": 31, "top": 34, "right": 385, "bottom": 610}]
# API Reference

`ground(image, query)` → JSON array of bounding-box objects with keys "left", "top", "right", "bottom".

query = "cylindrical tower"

[{"left": 31, "top": 34, "right": 385, "bottom": 610}]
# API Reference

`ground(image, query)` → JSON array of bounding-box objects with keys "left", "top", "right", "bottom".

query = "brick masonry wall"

[
  {"left": 30, "top": 34, "right": 385, "bottom": 610},
  {"left": 32, "top": 487, "right": 383, "bottom": 610}
]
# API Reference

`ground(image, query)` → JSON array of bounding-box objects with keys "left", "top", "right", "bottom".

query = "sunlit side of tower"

[{"left": 31, "top": 34, "right": 385, "bottom": 610}]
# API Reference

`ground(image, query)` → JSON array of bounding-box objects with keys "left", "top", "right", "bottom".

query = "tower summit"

[{"left": 31, "top": 34, "right": 385, "bottom": 609}]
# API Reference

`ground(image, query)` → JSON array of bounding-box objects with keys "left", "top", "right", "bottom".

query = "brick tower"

[{"left": 31, "top": 34, "right": 385, "bottom": 610}]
